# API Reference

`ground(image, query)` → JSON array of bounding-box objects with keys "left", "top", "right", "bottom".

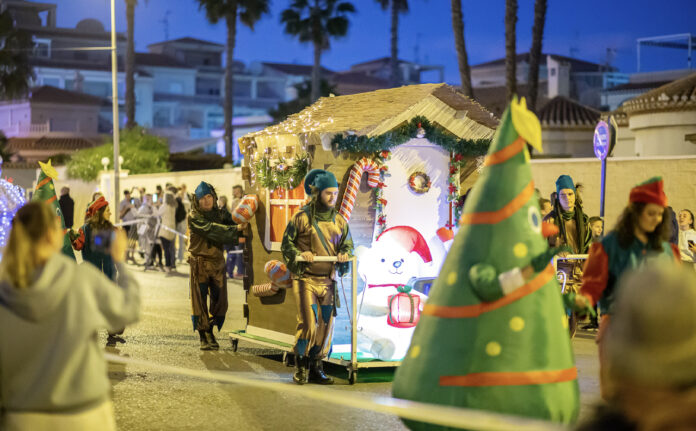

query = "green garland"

[
  {"left": 253, "top": 153, "right": 310, "bottom": 190},
  {"left": 332, "top": 116, "right": 491, "bottom": 156}
]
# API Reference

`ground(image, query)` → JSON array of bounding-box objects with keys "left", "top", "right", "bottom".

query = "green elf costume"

[
  {"left": 281, "top": 169, "right": 353, "bottom": 385},
  {"left": 392, "top": 97, "right": 580, "bottom": 430},
  {"left": 32, "top": 160, "right": 75, "bottom": 260},
  {"left": 579, "top": 177, "right": 680, "bottom": 400},
  {"left": 188, "top": 181, "right": 243, "bottom": 351}
]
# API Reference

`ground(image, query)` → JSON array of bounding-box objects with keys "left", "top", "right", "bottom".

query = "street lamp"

[{"left": 110, "top": 0, "right": 121, "bottom": 222}]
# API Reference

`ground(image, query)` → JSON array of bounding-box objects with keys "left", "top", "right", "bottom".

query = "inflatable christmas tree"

[
  {"left": 392, "top": 98, "right": 579, "bottom": 429},
  {"left": 32, "top": 160, "right": 75, "bottom": 260}
]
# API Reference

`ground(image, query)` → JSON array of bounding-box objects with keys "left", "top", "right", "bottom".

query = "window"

[
  {"left": 169, "top": 82, "right": 184, "bottom": 94},
  {"left": 265, "top": 183, "right": 306, "bottom": 250},
  {"left": 33, "top": 38, "right": 51, "bottom": 58}
]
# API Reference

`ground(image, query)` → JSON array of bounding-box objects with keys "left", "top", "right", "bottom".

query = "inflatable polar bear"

[{"left": 356, "top": 226, "right": 434, "bottom": 361}]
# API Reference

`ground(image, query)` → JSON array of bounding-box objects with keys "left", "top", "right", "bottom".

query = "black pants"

[{"left": 160, "top": 237, "right": 175, "bottom": 268}]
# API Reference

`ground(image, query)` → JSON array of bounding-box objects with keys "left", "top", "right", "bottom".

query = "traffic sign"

[{"left": 594, "top": 121, "right": 610, "bottom": 160}]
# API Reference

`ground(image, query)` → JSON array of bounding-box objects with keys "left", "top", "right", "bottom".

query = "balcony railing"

[{"left": 0, "top": 121, "right": 89, "bottom": 137}]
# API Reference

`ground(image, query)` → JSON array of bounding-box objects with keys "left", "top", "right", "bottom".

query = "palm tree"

[
  {"left": 527, "top": 0, "right": 547, "bottom": 112},
  {"left": 281, "top": 0, "right": 356, "bottom": 102},
  {"left": 504, "top": 0, "right": 517, "bottom": 101},
  {"left": 125, "top": 0, "right": 138, "bottom": 129},
  {"left": 450, "top": 0, "right": 473, "bottom": 98},
  {"left": 198, "top": 0, "right": 270, "bottom": 160},
  {"left": 0, "top": 10, "right": 33, "bottom": 100},
  {"left": 375, "top": 0, "right": 408, "bottom": 87}
]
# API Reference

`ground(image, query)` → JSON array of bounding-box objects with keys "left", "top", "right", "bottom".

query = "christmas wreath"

[
  {"left": 408, "top": 171, "right": 431, "bottom": 194},
  {"left": 252, "top": 152, "right": 311, "bottom": 191}
]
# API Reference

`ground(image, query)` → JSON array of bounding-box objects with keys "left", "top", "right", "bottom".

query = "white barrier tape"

[{"left": 104, "top": 352, "right": 567, "bottom": 431}]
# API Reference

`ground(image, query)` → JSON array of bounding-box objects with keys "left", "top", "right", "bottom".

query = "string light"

[{"left": 0, "top": 161, "right": 26, "bottom": 257}]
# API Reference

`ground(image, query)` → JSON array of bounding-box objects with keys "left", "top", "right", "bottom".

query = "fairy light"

[{"left": 0, "top": 160, "right": 26, "bottom": 257}]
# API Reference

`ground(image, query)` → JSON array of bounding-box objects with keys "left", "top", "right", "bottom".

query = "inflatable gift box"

[
  {"left": 387, "top": 286, "right": 422, "bottom": 328},
  {"left": 232, "top": 194, "right": 259, "bottom": 224}
]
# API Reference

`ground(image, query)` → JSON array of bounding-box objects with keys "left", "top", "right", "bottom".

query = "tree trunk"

[
  {"left": 311, "top": 41, "right": 321, "bottom": 102},
  {"left": 125, "top": 0, "right": 136, "bottom": 129},
  {"left": 390, "top": 0, "right": 400, "bottom": 87},
  {"left": 451, "top": 0, "right": 473, "bottom": 98},
  {"left": 527, "top": 0, "right": 547, "bottom": 112},
  {"left": 224, "top": 6, "right": 238, "bottom": 160},
  {"left": 505, "top": 0, "right": 518, "bottom": 101}
]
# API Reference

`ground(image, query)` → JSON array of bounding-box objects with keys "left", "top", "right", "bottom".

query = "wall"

[
  {"left": 531, "top": 156, "right": 696, "bottom": 228},
  {"left": 630, "top": 111, "right": 696, "bottom": 156},
  {"left": 542, "top": 128, "right": 595, "bottom": 157},
  {"left": 143, "top": 66, "right": 197, "bottom": 96},
  {"left": 31, "top": 102, "right": 99, "bottom": 135}
]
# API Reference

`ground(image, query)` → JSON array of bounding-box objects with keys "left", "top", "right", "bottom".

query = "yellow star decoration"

[
  {"left": 510, "top": 96, "right": 543, "bottom": 153},
  {"left": 38, "top": 159, "right": 59, "bottom": 180}
]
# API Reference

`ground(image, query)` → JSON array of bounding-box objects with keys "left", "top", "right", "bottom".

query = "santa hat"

[
  {"left": 376, "top": 226, "right": 432, "bottom": 263},
  {"left": 86, "top": 196, "right": 108, "bottom": 219},
  {"left": 629, "top": 177, "right": 667, "bottom": 207}
]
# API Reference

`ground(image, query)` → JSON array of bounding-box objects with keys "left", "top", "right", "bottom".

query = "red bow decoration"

[{"left": 454, "top": 154, "right": 464, "bottom": 162}]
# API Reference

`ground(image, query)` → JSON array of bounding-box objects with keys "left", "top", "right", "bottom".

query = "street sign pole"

[{"left": 594, "top": 120, "right": 612, "bottom": 234}]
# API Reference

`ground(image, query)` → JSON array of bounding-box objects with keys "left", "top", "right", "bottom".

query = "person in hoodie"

[
  {"left": 0, "top": 201, "right": 140, "bottom": 430},
  {"left": 188, "top": 182, "right": 246, "bottom": 350}
]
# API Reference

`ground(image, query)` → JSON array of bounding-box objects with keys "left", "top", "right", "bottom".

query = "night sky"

[{"left": 52, "top": 0, "right": 696, "bottom": 82}]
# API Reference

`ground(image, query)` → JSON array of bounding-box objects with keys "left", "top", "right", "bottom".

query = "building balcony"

[{"left": 0, "top": 121, "right": 95, "bottom": 138}]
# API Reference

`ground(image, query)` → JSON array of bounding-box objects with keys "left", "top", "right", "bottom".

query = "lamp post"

[{"left": 110, "top": 0, "right": 121, "bottom": 222}]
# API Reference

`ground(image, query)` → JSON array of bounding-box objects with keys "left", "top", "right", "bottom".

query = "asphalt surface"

[{"left": 106, "top": 263, "right": 601, "bottom": 430}]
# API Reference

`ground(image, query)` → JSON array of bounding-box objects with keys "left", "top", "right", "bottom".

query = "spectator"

[
  {"left": 218, "top": 195, "right": 231, "bottom": 216},
  {"left": 58, "top": 186, "right": 74, "bottom": 229},
  {"left": 228, "top": 185, "right": 245, "bottom": 279},
  {"left": 0, "top": 202, "right": 139, "bottom": 430},
  {"left": 550, "top": 191, "right": 557, "bottom": 207},
  {"left": 666, "top": 206, "right": 679, "bottom": 245},
  {"left": 174, "top": 188, "right": 188, "bottom": 264},
  {"left": 539, "top": 198, "right": 552, "bottom": 218},
  {"left": 678, "top": 209, "right": 696, "bottom": 265},
  {"left": 158, "top": 191, "right": 177, "bottom": 275},
  {"left": 71, "top": 197, "right": 128, "bottom": 346},
  {"left": 589, "top": 216, "right": 604, "bottom": 242},
  {"left": 154, "top": 185, "right": 163, "bottom": 207},
  {"left": 138, "top": 194, "right": 162, "bottom": 271},
  {"left": 119, "top": 190, "right": 136, "bottom": 233},
  {"left": 577, "top": 264, "right": 696, "bottom": 430},
  {"left": 578, "top": 177, "right": 679, "bottom": 400}
]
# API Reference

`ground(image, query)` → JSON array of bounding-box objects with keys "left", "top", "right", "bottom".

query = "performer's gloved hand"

[
  {"left": 562, "top": 292, "right": 596, "bottom": 317},
  {"left": 530, "top": 246, "right": 570, "bottom": 272},
  {"left": 68, "top": 228, "right": 78, "bottom": 242},
  {"left": 469, "top": 263, "right": 503, "bottom": 302}
]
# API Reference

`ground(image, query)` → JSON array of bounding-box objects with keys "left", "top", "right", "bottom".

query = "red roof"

[{"left": 7, "top": 136, "right": 101, "bottom": 152}]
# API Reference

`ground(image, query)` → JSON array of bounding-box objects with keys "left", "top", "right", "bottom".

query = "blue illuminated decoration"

[{"left": 0, "top": 158, "right": 27, "bottom": 258}]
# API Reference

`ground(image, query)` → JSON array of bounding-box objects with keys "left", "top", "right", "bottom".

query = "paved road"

[{"left": 107, "top": 263, "right": 600, "bottom": 430}]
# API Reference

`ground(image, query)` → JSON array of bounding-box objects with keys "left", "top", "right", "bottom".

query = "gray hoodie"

[{"left": 0, "top": 253, "right": 140, "bottom": 413}]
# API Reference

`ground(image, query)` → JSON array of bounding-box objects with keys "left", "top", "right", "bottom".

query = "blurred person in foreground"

[
  {"left": 0, "top": 202, "right": 139, "bottom": 430},
  {"left": 188, "top": 182, "right": 246, "bottom": 350},
  {"left": 577, "top": 264, "right": 696, "bottom": 430},
  {"left": 576, "top": 177, "right": 679, "bottom": 400}
]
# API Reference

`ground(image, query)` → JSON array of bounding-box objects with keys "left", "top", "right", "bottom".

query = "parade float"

[{"left": 231, "top": 83, "right": 498, "bottom": 381}]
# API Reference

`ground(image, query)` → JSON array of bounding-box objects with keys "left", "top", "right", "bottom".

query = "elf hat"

[
  {"left": 86, "top": 196, "right": 108, "bottom": 219},
  {"left": 555, "top": 174, "right": 576, "bottom": 195},
  {"left": 303, "top": 169, "right": 338, "bottom": 195},
  {"left": 629, "top": 177, "right": 667, "bottom": 207},
  {"left": 606, "top": 263, "right": 696, "bottom": 386},
  {"left": 376, "top": 226, "right": 433, "bottom": 263},
  {"left": 195, "top": 181, "right": 213, "bottom": 200}
]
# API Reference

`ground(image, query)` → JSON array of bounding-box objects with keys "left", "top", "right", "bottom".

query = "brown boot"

[{"left": 199, "top": 330, "right": 213, "bottom": 351}]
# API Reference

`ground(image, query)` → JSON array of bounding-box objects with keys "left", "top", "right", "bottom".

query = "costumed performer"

[
  {"left": 281, "top": 169, "right": 353, "bottom": 385},
  {"left": 188, "top": 181, "right": 246, "bottom": 351},
  {"left": 576, "top": 177, "right": 680, "bottom": 401},
  {"left": 71, "top": 196, "right": 126, "bottom": 346}
]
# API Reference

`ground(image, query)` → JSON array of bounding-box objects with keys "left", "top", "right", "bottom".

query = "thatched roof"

[{"left": 240, "top": 83, "right": 498, "bottom": 152}]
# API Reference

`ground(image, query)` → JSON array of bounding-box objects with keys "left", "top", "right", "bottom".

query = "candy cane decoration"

[{"left": 338, "top": 157, "right": 381, "bottom": 222}]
